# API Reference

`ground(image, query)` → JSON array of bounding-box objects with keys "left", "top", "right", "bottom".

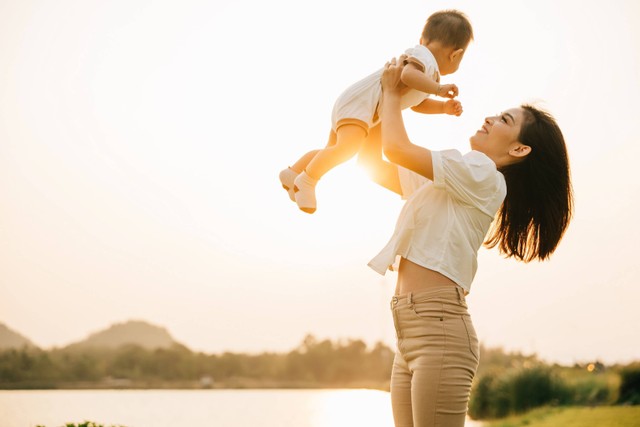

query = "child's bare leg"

[
  {"left": 289, "top": 129, "right": 339, "bottom": 173},
  {"left": 290, "top": 149, "right": 321, "bottom": 173},
  {"left": 294, "top": 124, "right": 367, "bottom": 213},
  {"left": 304, "top": 125, "right": 366, "bottom": 179},
  {"left": 279, "top": 131, "right": 337, "bottom": 202}
]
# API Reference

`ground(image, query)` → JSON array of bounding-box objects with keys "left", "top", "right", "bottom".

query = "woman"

[{"left": 358, "top": 57, "right": 573, "bottom": 427}]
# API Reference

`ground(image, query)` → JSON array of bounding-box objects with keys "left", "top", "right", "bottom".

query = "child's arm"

[
  {"left": 411, "top": 98, "right": 463, "bottom": 116},
  {"left": 400, "top": 62, "right": 458, "bottom": 98}
]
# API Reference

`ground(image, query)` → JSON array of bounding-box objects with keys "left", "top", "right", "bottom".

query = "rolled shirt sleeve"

[{"left": 432, "top": 149, "right": 506, "bottom": 216}]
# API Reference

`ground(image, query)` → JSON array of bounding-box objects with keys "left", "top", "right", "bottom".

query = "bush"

[
  {"left": 510, "top": 366, "right": 572, "bottom": 412},
  {"left": 469, "top": 366, "right": 570, "bottom": 419},
  {"left": 570, "top": 376, "right": 612, "bottom": 405},
  {"left": 618, "top": 364, "right": 640, "bottom": 405},
  {"left": 469, "top": 374, "right": 497, "bottom": 419}
]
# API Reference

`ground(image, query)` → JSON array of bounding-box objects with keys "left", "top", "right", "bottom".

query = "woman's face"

[{"left": 469, "top": 107, "right": 528, "bottom": 167}]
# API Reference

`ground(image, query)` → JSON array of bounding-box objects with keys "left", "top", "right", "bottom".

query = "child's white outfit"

[
  {"left": 331, "top": 44, "right": 440, "bottom": 135},
  {"left": 368, "top": 150, "right": 507, "bottom": 294},
  {"left": 284, "top": 45, "right": 440, "bottom": 214}
]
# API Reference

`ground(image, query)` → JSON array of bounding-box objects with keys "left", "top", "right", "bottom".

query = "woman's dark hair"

[{"left": 485, "top": 105, "right": 573, "bottom": 262}]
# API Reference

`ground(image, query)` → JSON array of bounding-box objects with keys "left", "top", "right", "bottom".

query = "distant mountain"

[
  {"left": 0, "top": 323, "right": 38, "bottom": 350},
  {"left": 65, "top": 320, "right": 181, "bottom": 350}
]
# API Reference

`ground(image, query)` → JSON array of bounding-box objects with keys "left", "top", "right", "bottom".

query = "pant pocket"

[
  {"left": 410, "top": 301, "right": 444, "bottom": 321},
  {"left": 461, "top": 314, "right": 479, "bottom": 362}
]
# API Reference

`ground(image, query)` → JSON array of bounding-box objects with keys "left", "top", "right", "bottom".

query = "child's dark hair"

[
  {"left": 422, "top": 10, "right": 474, "bottom": 49},
  {"left": 485, "top": 105, "right": 574, "bottom": 262}
]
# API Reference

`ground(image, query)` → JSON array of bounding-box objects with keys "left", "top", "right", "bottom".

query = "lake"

[{"left": 0, "top": 389, "right": 484, "bottom": 427}]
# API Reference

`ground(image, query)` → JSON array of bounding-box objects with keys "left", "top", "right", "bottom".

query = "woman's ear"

[{"left": 510, "top": 144, "right": 532, "bottom": 158}]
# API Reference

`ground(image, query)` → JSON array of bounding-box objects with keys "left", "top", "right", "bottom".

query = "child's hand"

[
  {"left": 437, "top": 83, "right": 458, "bottom": 99},
  {"left": 443, "top": 99, "right": 463, "bottom": 116}
]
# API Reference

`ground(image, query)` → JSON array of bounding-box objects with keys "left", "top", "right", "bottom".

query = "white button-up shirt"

[{"left": 368, "top": 150, "right": 507, "bottom": 293}]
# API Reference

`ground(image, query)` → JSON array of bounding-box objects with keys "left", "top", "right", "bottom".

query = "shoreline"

[{"left": 0, "top": 380, "right": 391, "bottom": 391}]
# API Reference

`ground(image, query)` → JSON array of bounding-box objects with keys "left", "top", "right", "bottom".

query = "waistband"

[{"left": 391, "top": 285, "right": 466, "bottom": 308}]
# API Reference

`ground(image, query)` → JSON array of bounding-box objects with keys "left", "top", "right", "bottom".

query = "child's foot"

[
  {"left": 279, "top": 167, "right": 298, "bottom": 202},
  {"left": 294, "top": 172, "right": 318, "bottom": 214}
]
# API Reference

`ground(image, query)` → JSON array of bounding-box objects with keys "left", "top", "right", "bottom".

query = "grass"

[{"left": 480, "top": 406, "right": 640, "bottom": 427}]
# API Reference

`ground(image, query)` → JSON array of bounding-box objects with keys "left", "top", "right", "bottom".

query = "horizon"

[
  {"left": 1, "top": 0, "right": 640, "bottom": 368},
  {"left": 1, "top": 318, "right": 636, "bottom": 366}
]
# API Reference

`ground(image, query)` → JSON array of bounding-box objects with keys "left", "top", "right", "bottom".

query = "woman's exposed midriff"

[{"left": 395, "top": 257, "right": 459, "bottom": 295}]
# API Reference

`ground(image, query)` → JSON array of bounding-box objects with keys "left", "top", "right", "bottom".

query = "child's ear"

[{"left": 450, "top": 48, "right": 465, "bottom": 61}]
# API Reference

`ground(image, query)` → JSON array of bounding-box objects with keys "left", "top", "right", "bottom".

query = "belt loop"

[
  {"left": 408, "top": 292, "right": 413, "bottom": 309},
  {"left": 456, "top": 286, "right": 465, "bottom": 304}
]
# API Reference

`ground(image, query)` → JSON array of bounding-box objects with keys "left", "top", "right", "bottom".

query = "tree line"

[
  {"left": 0, "top": 334, "right": 393, "bottom": 389},
  {"left": 2, "top": 336, "right": 638, "bottom": 420}
]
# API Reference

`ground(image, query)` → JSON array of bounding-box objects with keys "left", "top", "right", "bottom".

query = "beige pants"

[{"left": 390, "top": 286, "right": 480, "bottom": 427}]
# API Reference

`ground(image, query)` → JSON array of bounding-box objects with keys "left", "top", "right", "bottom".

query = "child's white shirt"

[{"left": 330, "top": 45, "right": 440, "bottom": 132}]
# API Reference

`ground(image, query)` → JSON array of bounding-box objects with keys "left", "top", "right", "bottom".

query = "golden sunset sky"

[{"left": 1, "top": 0, "right": 639, "bottom": 364}]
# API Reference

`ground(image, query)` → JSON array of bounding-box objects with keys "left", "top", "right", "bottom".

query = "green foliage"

[
  {"left": 469, "top": 348, "right": 637, "bottom": 420},
  {"left": 469, "top": 366, "right": 570, "bottom": 419},
  {"left": 0, "top": 335, "right": 393, "bottom": 389},
  {"left": 466, "top": 346, "right": 632, "bottom": 421},
  {"left": 618, "top": 363, "right": 640, "bottom": 405},
  {"left": 566, "top": 375, "right": 612, "bottom": 406},
  {"left": 0, "top": 347, "right": 59, "bottom": 387},
  {"left": 475, "top": 345, "right": 539, "bottom": 378}
]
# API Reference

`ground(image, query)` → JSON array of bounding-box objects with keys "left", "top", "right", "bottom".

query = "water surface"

[{"left": 0, "top": 389, "right": 483, "bottom": 427}]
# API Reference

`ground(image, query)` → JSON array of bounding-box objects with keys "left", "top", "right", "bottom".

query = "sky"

[{"left": 0, "top": 0, "right": 639, "bottom": 365}]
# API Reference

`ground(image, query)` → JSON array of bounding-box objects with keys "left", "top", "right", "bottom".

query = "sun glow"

[{"left": 311, "top": 389, "right": 393, "bottom": 427}]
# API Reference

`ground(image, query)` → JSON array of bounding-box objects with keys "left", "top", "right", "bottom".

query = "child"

[{"left": 279, "top": 9, "right": 473, "bottom": 213}]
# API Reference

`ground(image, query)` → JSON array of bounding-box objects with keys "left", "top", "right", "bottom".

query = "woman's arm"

[
  {"left": 381, "top": 58, "right": 435, "bottom": 181},
  {"left": 357, "top": 125, "right": 402, "bottom": 195}
]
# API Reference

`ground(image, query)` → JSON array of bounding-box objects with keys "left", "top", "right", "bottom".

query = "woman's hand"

[{"left": 381, "top": 56, "right": 407, "bottom": 96}]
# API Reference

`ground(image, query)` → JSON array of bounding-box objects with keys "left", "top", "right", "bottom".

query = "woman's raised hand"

[{"left": 381, "top": 55, "right": 407, "bottom": 95}]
